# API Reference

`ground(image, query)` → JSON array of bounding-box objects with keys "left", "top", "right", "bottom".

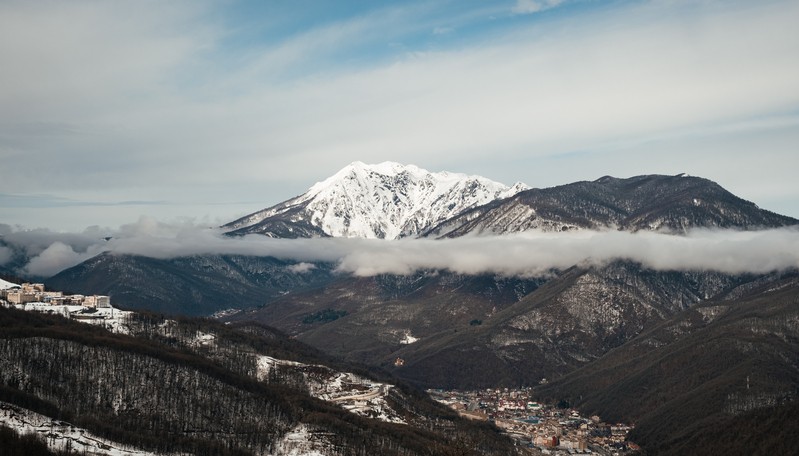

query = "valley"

[
  {"left": 3, "top": 164, "right": 798, "bottom": 455},
  {"left": 4, "top": 0, "right": 799, "bottom": 452},
  {"left": 429, "top": 388, "right": 637, "bottom": 454}
]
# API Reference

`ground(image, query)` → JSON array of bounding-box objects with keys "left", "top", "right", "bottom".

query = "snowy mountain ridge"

[{"left": 225, "top": 161, "right": 528, "bottom": 239}]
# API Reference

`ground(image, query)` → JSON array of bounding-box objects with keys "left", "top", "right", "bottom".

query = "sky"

[{"left": 1, "top": 0, "right": 799, "bottom": 231}]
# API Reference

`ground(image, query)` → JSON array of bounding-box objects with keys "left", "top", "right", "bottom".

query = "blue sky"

[{"left": 1, "top": 0, "right": 798, "bottom": 231}]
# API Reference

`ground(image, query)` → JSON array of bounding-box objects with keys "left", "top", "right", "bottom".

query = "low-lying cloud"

[{"left": 2, "top": 218, "right": 798, "bottom": 278}]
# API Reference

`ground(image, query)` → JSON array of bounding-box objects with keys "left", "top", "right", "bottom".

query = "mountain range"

[
  {"left": 224, "top": 163, "right": 795, "bottom": 240},
  {"left": 35, "top": 162, "right": 799, "bottom": 454}
]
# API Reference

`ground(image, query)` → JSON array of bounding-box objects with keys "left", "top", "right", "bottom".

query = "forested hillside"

[
  {"left": 535, "top": 272, "right": 799, "bottom": 455},
  {"left": 0, "top": 307, "right": 519, "bottom": 455}
]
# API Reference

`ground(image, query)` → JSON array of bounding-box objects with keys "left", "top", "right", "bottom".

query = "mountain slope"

[
  {"left": 245, "top": 262, "right": 753, "bottom": 389},
  {"left": 534, "top": 272, "right": 799, "bottom": 455},
  {"left": 226, "top": 272, "right": 545, "bottom": 366},
  {"left": 46, "top": 253, "right": 337, "bottom": 316},
  {"left": 425, "top": 174, "right": 798, "bottom": 237},
  {"left": 0, "top": 306, "right": 520, "bottom": 456},
  {"left": 224, "top": 161, "right": 527, "bottom": 239}
]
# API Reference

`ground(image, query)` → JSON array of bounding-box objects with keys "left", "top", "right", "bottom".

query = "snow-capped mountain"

[{"left": 224, "top": 161, "right": 528, "bottom": 239}]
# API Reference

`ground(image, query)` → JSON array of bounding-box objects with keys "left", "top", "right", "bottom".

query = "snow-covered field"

[{"left": 0, "top": 402, "right": 161, "bottom": 456}]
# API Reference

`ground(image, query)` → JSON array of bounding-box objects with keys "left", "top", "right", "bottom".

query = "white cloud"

[
  {"left": 513, "top": 0, "right": 565, "bottom": 15},
  {"left": 287, "top": 262, "right": 317, "bottom": 274},
  {"left": 0, "top": 245, "right": 12, "bottom": 266},
  {"left": 23, "top": 241, "right": 104, "bottom": 277},
  {"left": 331, "top": 229, "right": 799, "bottom": 277},
  {"left": 4, "top": 219, "right": 799, "bottom": 278}
]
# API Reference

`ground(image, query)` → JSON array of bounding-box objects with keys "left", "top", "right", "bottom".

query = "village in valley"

[{"left": 428, "top": 388, "right": 639, "bottom": 455}]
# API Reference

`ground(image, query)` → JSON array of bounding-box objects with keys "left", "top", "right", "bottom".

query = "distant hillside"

[
  {"left": 46, "top": 253, "right": 337, "bottom": 316},
  {"left": 227, "top": 272, "right": 545, "bottom": 367},
  {"left": 535, "top": 272, "right": 799, "bottom": 455},
  {"left": 394, "top": 264, "right": 740, "bottom": 388}
]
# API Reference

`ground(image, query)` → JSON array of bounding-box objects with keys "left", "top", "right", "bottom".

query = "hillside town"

[
  {"left": 428, "top": 388, "right": 639, "bottom": 455},
  {"left": 0, "top": 279, "right": 129, "bottom": 331},
  {"left": 1, "top": 281, "right": 109, "bottom": 308}
]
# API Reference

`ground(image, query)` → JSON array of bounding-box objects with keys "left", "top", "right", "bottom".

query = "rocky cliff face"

[{"left": 382, "top": 262, "right": 754, "bottom": 389}]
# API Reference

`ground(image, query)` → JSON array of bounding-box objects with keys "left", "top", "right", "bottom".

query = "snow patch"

[
  {"left": 399, "top": 330, "right": 419, "bottom": 344},
  {"left": 271, "top": 424, "right": 333, "bottom": 456},
  {"left": 256, "top": 355, "right": 304, "bottom": 380},
  {"left": 4, "top": 302, "right": 134, "bottom": 335},
  {"left": 189, "top": 331, "right": 216, "bottom": 348},
  {"left": 696, "top": 305, "right": 728, "bottom": 323},
  {"left": 210, "top": 308, "right": 241, "bottom": 319},
  {"left": 0, "top": 401, "right": 160, "bottom": 455},
  {"left": 255, "top": 355, "right": 406, "bottom": 424},
  {"left": 0, "top": 278, "right": 20, "bottom": 290}
]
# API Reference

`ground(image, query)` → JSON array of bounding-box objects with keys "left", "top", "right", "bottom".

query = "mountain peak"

[
  {"left": 225, "top": 162, "right": 528, "bottom": 239},
  {"left": 341, "top": 161, "right": 413, "bottom": 176},
  {"left": 308, "top": 161, "right": 429, "bottom": 196}
]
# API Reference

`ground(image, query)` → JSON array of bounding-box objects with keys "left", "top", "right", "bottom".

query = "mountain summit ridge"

[
  {"left": 425, "top": 173, "right": 798, "bottom": 237},
  {"left": 225, "top": 165, "right": 797, "bottom": 240},
  {"left": 224, "top": 161, "right": 529, "bottom": 239}
]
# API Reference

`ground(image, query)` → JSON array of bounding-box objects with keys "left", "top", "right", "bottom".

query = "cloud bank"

[{"left": 3, "top": 219, "right": 798, "bottom": 278}]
